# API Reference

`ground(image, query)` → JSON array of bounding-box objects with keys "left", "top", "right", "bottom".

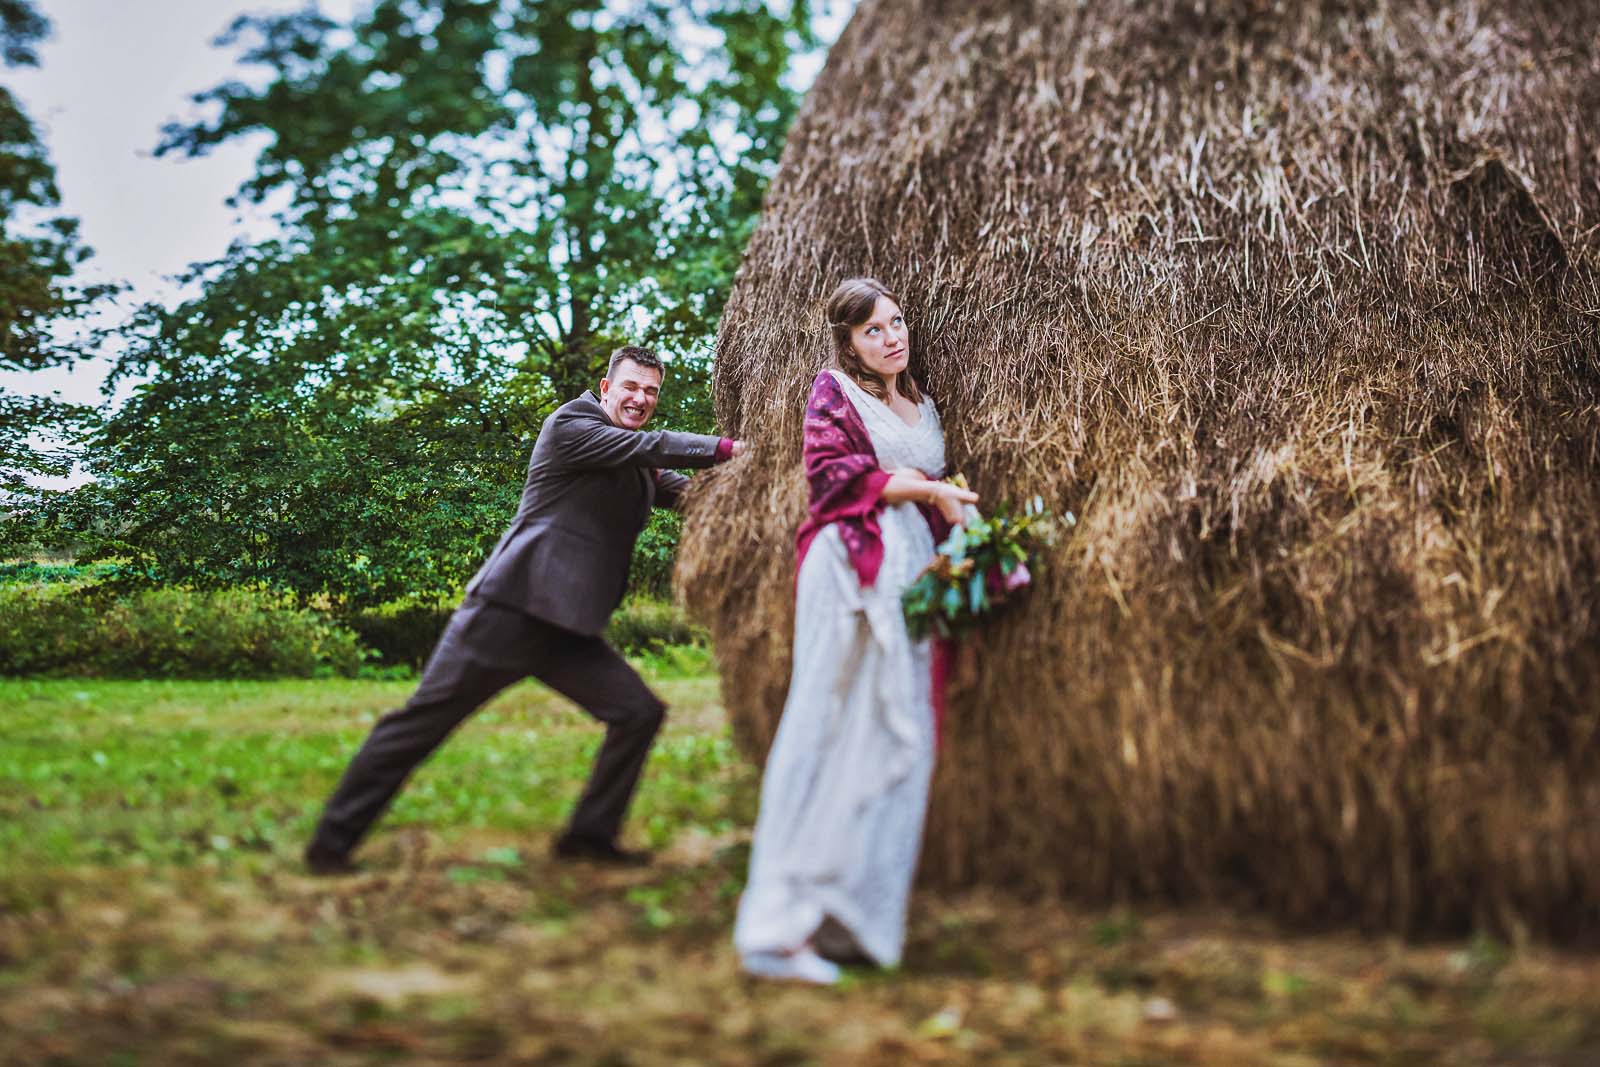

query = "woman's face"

[{"left": 848, "top": 296, "right": 909, "bottom": 382}]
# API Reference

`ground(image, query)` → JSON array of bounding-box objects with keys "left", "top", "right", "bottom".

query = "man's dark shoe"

[
  {"left": 551, "top": 834, "right": 653, "bottom": 867},
  {"left": 303, "top": 842, "right": 361, "bottom": 876}
]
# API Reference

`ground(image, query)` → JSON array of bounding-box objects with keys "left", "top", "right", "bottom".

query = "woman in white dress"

[{"left": 734, "top": 278, "right": 978, "bottom": 984}]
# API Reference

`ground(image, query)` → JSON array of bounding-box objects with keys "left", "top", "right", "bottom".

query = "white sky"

[
  {"left": 0, "top": 0, "right": 358, "bottom": 409},
  {"left": 2, "top": 0, "right": 848, "bottom": 417}
]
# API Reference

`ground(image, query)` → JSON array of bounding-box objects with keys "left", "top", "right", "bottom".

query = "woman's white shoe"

[{"left": 740, "top": 948, "right": 841, "bottom": 985}]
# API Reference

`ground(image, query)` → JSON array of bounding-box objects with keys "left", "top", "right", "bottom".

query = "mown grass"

[
  {"left": 0, "top": 646, "right": 727, "bottom": 887},
  {"left": 3, "top": 661, "right": 1599, "bottom": 1066}
]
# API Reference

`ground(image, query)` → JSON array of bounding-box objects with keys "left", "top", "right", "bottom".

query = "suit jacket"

[{"left": 465, "top": 391, "right": 723, "bottom": 635}]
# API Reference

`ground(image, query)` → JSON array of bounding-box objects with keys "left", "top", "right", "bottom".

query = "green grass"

[
  {"left": 2, "top": 668, "right": 1599, "bottom": 1066},
  {"left": 0, "top": 662, "right": 736, "bottom": 887}
]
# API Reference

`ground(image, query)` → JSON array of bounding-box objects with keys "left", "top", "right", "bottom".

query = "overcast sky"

[
  {"left": 2, "top": 0, "right": 843, "bottom": 416},
  {"left": 0, "top": 0, "right": 359, "bottom": 408}
]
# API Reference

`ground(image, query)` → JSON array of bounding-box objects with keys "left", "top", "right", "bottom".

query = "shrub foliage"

[
  {"left": 0, "top": 584, "right": 364, "bottom": 678},
  {"left": 348, "top": 594, "right": 706, "bottom": 669}
]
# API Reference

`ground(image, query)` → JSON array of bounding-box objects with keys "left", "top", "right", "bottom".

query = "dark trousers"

[{"left": 308, "top": 596, "right": 666, "bottom": 858}]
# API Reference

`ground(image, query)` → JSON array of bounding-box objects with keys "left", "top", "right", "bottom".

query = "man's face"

[{"left": 599, "top": 358, "right": 663, "bottom": 430}]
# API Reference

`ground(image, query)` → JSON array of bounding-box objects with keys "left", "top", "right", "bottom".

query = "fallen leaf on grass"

[
  {"left": 317, "top": 962, "right": 476, "bottom": 1006},
  {"left": 916, "top": 1006, "right": 963, "bottom": 1039}
]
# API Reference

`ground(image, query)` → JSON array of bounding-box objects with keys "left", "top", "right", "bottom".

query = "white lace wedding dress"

[{"left": 734, "top": 370, "right": 946, "bottom": 967}]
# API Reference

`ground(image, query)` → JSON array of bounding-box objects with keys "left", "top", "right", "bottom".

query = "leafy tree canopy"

[
  {"left": 73, "top": 0, "right": 813, "bottom": 607},
  {"left": 0, "top": 1, "right": 112, "bottom": 543}
]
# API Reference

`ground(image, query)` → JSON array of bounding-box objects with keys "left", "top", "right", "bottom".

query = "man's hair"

[{"left": 606, "top": 345, "right": 664, "bottom": 379}]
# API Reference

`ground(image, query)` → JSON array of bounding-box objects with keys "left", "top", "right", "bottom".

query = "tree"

[
  {"left": 76, "top": 0, "right": 814, "bottom": 606},
  {"left": 0, "top": 1, "right": 112, "bottom": 546}
]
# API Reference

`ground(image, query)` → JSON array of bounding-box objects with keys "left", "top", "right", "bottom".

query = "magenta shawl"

[{"left": 794, "top": 371, "right": 894, "bottom": 585}]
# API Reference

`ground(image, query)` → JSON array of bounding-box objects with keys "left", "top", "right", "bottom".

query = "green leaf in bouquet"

[
  {"left": 967, "top": 571, "right": 988, "bottom": 614},
  {"left": 942, "top": 584, "right": 964, "bottom": 619},
  {"left": 940, "top": 525, "right": 967, "bottom": 562}
]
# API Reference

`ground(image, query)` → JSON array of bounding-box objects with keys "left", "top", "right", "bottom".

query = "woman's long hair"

[{"left": 827, "top": 277, "right": 924, "bottom": 404}]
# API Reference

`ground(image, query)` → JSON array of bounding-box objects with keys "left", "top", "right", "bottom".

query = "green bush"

[
  {"left": 605, "top": 597, "right": 706, "bottom": 654},
  {"left": 344, "top": 594, "right": 705, "bottom": 669},
  {"left": 628, "top": 510, "right": 682, "bottom": 599},
  {"left": 0, "top": 572, "right": 703, "bottom": 679},
  {"left": 0, "top": 583, "right": 98, "bottom": 675},
  {"left": 0, "top": 561, "right": 127, "bottom": 586},
  {"left": 0, "top": 584, "right": 365, "bottom": 678},
  {"left": 344, "top": 600, "right": 453, "bottom": 670}
]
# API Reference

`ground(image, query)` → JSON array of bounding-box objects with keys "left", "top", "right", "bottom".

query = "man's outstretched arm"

[
  {"left": 554, "top": 405, "right": 736, "bottom": 471},
  {"left": 653, "top": 439, "right": 743, "bottom": 510}
]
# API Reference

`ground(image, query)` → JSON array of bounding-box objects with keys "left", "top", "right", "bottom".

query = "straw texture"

[{"left": 678, "top": 0, "right": 1600, "bottom": 938}]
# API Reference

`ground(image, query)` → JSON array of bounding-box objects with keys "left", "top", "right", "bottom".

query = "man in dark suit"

[{"left": 304, "top": 345, "right": 742, "bottom": 872}]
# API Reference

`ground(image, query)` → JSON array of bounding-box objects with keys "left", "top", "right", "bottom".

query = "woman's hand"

[
  {"left": 881, "top": 469, "right": 977, "bottom": 520},
  {"left": 927, "top": 480, "right": 979, "bottom": 526},
  {"left": 881, "top": 468, "right": 933, "bottom": 506}
]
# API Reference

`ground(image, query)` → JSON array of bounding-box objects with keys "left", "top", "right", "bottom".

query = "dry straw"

[{"left": 677, "top": 0, "right": 1600, "bottom": 939}]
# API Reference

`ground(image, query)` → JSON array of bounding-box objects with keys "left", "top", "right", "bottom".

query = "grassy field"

[{"left": 2, "top": 659, "right": 1599, "bottom": 1066}]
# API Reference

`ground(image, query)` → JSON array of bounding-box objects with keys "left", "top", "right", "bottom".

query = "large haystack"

[{"left": 678, "top": 0, "right": 1600, "bottom": 938}]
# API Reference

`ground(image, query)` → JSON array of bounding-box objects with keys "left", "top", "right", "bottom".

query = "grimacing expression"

[
  {"left": 849, "top": 296, "right": 909, "bottom": 381},
  {"left": 599, "top": 358, "right": 663, "bottom": 430}
]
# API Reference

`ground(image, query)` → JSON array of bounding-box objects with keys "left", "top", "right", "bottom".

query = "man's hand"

[{"left": 731, "top": 440, "right": 747, "bottom": 459}]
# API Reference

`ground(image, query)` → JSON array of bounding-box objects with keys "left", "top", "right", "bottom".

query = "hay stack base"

[{"left": 679, "top": 0, "right": 1600, "bottom": 940}]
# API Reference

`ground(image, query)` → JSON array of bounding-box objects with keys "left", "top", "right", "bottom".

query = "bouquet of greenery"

[{"left": 902, "top": 480, "right": 1071, "bottom": 641}]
